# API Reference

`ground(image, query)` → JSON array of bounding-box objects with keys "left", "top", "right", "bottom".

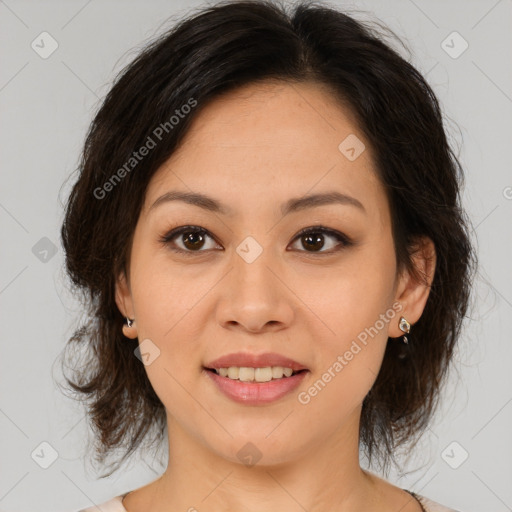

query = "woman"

[{"left": 60, "top": 1, "right": 475, "bottom": 510}]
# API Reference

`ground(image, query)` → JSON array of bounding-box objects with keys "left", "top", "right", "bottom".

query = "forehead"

[{"left": 144, "top": 80, "right": 386, "bottom": 224}]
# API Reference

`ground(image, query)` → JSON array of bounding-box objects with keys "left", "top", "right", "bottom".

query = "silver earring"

[
  {"left": 398, "top": 316, "right": 411, "bottom": 344},
  {"left": 126, "top": 317, "right": 134, "bottom": 328}
]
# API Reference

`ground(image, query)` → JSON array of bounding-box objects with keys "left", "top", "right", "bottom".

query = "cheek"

[
  {"left": 131, "top": 275, "right": 204, "bottom": 382},
  {"left": 293, "top": 246, "right": 396, "bottom": 410},
  {"left": 295, "top": 286, "right": 393, "bottom": 429},
  {"left": 130, "top": 273, "right": 203, "bottom": 415},
  {"left": 130, "top": 248, "right": 206, "bottom": 341},
  {"left": 295, "top": 249, "right": 396, "bottom": 350},
  {"left": 127, "top": 253, "right": 208, "bottom": 408}
]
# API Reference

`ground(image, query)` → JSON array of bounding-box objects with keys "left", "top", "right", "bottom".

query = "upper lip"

[{"left": 204, "top": 352, "right": 309, "bottom": 371}]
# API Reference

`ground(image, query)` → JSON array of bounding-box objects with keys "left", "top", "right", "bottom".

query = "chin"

[{"left": 209, "top": 431, "right": 309, "bottom": 469}]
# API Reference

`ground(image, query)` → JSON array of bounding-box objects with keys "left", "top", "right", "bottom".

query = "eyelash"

[{"left": 158, "top": 225, "right": 353, "bottom": 256}]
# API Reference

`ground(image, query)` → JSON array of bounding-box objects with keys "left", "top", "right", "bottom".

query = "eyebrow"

[{"left": 148, "top": 190, "right": 366, "bottom": 216}]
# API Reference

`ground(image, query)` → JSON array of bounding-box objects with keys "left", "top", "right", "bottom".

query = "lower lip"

[{"left": 204, "top": 369, "right": 309, "bottom": 405}]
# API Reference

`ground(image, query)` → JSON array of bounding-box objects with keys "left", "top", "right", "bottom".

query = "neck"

[{"left": 137, "top": 407, "right": 379, "bottom": 512}]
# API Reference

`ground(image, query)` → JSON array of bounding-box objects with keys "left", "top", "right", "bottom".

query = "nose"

[{"left": 215, "top": 244, "right": 294, "bottom": 334}]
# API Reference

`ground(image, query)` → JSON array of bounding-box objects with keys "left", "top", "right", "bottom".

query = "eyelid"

[{"left": 158, "top": 224, "right": 353, "bottom": 255}]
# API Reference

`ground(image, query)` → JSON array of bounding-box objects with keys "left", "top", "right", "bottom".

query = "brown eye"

[
  {"left": 181, "top": 230, "right": 206, "bottom": 251},
  {"left": 301, "top": 232, "right": 325, "bottom": 251},
  {"left": 160, "top": 226, "right": 220, "bottom": 254},
  {"left": 290, "top": 226, "right": 352, "bottom": 253}
]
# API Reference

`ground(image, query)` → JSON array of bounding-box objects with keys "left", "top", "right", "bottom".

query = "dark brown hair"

[{"left": 59, "top": 0, "right": 476, "bottom": 477}]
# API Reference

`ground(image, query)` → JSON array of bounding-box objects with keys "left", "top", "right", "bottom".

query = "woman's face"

[{"left": 116, "top": 80, "right": 411, "bottom": 466}]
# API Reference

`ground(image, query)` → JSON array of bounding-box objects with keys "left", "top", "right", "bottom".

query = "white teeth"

[
  {"left": 282, "top": 367, "right": 293, "bottom": 377},
  {"left": 239, "top": 367, "right": 255, "bottom": 381},
  {"left": 214, "top": 366, "right": 297, "bottom": 381},
  {"left": 227, "top": 367, "right": 239, "bottom": 379},
  {"left": 255, "top": 367, "right": 272, "bottom": 382}
]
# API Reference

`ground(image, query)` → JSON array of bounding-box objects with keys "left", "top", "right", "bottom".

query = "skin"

[{"left": 115, "top": 80, "right": 436, "bottom": 512}]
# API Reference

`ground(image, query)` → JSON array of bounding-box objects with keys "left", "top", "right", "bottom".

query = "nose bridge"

[
  {"left": 217, "top": 233, "right": 293, "bottom": 331},
  {"left": 232, "top": 234, "right": 279, "bottom": 300}
]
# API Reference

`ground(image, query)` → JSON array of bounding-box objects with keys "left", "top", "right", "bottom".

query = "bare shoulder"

[
  {"left": 364, "top": 472, "right": 425, "bottom": 512},
  {"left": 364, "top": 471, "right": 461, "bottom": 512},
  {"left": 414, "top": 494, "right": 462, "bottom": 512},
  {"left": 77, "top": 495, "right": 126, "bottom": 512}
]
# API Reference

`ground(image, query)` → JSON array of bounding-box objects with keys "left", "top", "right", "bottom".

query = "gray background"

[{"left": 1, "top": 0, "right": 511, "bottom": 511}]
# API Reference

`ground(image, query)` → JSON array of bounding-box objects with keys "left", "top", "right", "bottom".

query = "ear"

[
  {"left": 115, "top": 270, "right": 137, "bottom": 338},
  {"left": 389, "top": 236, "right": 436, "bottom": 338},
  {"left": 115, "top": 270, "right": 133, "bottom": 317}
]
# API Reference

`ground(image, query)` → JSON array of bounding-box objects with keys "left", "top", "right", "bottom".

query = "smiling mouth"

[{"left": 204, "top": 366, "right": 308, "bottom": 382}]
